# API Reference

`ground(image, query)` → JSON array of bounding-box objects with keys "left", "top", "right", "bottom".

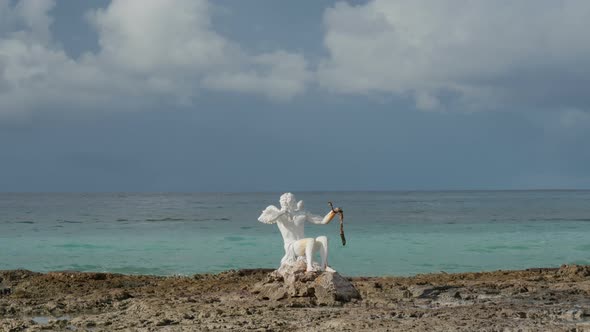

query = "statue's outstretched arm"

[
  {"left": 258, "top": 205, "right": 286, "bottom": 224},
  {"left": 306, "top": 211, "right": 337, "bottom": 225}
]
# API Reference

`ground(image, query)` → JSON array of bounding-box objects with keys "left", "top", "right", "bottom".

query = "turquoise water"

[{"left": 1, "top": 191, "right": 589, "bottom": 276}]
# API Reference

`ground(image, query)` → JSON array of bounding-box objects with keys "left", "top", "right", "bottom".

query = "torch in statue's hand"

[{"left": 328, "top": 201, "right": 346, "bottom": 246}]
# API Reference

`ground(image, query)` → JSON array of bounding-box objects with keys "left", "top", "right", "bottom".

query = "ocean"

[{"left": 0, "top": 191, "right": 589, "bottom": 276}]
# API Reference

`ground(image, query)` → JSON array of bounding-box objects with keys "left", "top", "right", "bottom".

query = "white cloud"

[
  {"left": 2, "top": 0, "right": 590, "bottom": 116},
  {"left": 0, "top": 0, "right": 310, "bottom": 117},
  {"left": 88, "top": 0, "right": 231, "bottom": 73},
  {"left": 87, "top": 0, "right": 311, "bottom": 101},
  {"left": 318, "top": 0, "right": 590, "bottom": 111},
  {"left": 14, "top": 0, "right": 54, "bottom": 43},
  {"left": 0, "top": 0, "right": 77, "bottom": 115}
]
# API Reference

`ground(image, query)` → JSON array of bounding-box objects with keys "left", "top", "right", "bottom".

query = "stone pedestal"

[{"left": 252, "top": 261, "right": 361, "bottom": 306}]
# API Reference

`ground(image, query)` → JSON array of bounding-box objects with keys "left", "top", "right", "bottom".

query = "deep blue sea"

[{"left": 1, "top": 191, "right": 589, "bottom": 276}]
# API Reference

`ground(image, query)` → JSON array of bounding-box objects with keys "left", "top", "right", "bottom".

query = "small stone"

[
  {"left": 0, "top": 287, "right": 11, "bottom": 296},
  {"left": 562, "top": 309, "right": 584, "bottom": 321},
  {"left": 155, "top": 318, "right": 175, "bottom": 326},
  {"left": 110, "top": 290, "right": 132, "bottom": 301},
  {"left": 45, "top": 301, "right": 59, "bottom": 312},
  {"left": 402, "top": 290, "right": 412, "bottom": 298}
]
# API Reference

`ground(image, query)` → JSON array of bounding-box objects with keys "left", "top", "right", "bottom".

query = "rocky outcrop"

[
  {"left": 252, "top": 262, "right": 361, "bottom": 305},
  {"left": 558, "top": 264, "right": 590, "bottom": 278},
  {"left": 1, "top": 266, "right": 589, "bottom": 331}
]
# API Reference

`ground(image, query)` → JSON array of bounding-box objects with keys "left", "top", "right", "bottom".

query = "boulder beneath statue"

[{"left": 252, "top": 261, "right": 361, "bottom": 306}]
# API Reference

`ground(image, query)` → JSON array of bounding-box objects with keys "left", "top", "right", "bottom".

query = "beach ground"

[{"left": 1, "top": 265, "right": 589, "bottom": 331}]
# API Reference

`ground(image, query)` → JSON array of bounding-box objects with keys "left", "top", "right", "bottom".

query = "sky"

[{"left": 1, "top": 0, "right": 589, "bottom": 192}]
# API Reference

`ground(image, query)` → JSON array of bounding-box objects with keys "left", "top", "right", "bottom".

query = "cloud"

[
  {"left": 318, "top": 0, "right": 590, "bottom": 112},
  {"left": 0, "top": 0, "right": 75, "bottom": 115},
  {"left": 87, "top": 0, "right": 311, "bottom": 101},
  {"left": 0, "top": 0, "right": 310, "bottom": 117},
  {"left": 2, "top": 0, "right": 590, "bottom": 117}
]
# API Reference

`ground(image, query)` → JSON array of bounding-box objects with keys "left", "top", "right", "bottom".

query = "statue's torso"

[{"left": 277, "top": 212, "right": 306, "bottom": 246}]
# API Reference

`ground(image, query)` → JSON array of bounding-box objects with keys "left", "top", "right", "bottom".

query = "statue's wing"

[
  {"left": 296, "top": 200, "right": 304, "bottom": 211},
  {"left": 258, "top": 205, "right": 282, "bottom": 224}
]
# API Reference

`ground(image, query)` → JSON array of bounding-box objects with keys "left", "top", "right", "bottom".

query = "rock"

[
  {"left": 313, "top": 271, "right": 361, "bottom": 305},
  {"left": 45, "top": 301, "right": 60, "bottom": 312},
  {"left": 0, "top": 270, "right": 40, "bottom": 282},
  {"left": 236, "top": 268, "right": 275, "bottom": 277},
  {"left": 86, "top": 273, "right": 108, "bottom": 281},
  {"left": 11, "top": 289, "right": 29, "bottom": 299},
  {"left": 252, "top": 263, "right": 361, "bottom": 305},
  {"left": 1, "top": 287, "right": 11, "bottom": 296},
  {"left": 48, "top": 318, "right": 69, "bottom": 328},
  {"left": 561, "top": 308, "right": 585, "bottom": 321},
  {"left": 558, "top": 264, "right": 590, "bottom": 278},
  {"left": 110, "top": 289, "right": 132, "bottom": 301},
  {"left": 254, "top": 281, "right": 288, "bottom": 300},
  {"left": 0, "top": 319, "right": 29, "bottom": 332},
  {"left": 407, "top": 285, "right": 454, "bottom": 299},
  {"left": 155, "top": 318, "right": 176, "bottom": 326}
]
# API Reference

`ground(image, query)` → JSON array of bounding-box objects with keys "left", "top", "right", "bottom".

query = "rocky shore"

[{"left": 1, "top": 265, "right": 589, "bottom": 331}]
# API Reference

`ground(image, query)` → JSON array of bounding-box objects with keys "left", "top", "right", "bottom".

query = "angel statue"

[{"left": 258, "top": 193, "right": 342, "bottom": 272}]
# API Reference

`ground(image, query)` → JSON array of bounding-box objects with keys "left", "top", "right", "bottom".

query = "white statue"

[{"left": 258, "top": 193, "right": 339, "bottom": 272}]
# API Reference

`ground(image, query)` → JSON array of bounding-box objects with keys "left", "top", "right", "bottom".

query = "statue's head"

[{"left": 279, "top": 192, "right": 297, "bottom": 211}]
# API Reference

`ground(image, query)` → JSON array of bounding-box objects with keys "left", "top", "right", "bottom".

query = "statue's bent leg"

[
  {"left": 293, "top": 238, "right": 317, "bottom": 272},
  {"left": 293, "top": 237, "right": 330, "bottom": 272},
  {"left": 315, "top": 236, "right": 328, "bottom": 271},
  {"left": 305, "top": 240, "right": 316, "bottom": 272}
]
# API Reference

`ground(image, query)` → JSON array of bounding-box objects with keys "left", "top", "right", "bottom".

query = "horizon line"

[{"left": 1, "top": 188, "right": 589, "bottom": 194}]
